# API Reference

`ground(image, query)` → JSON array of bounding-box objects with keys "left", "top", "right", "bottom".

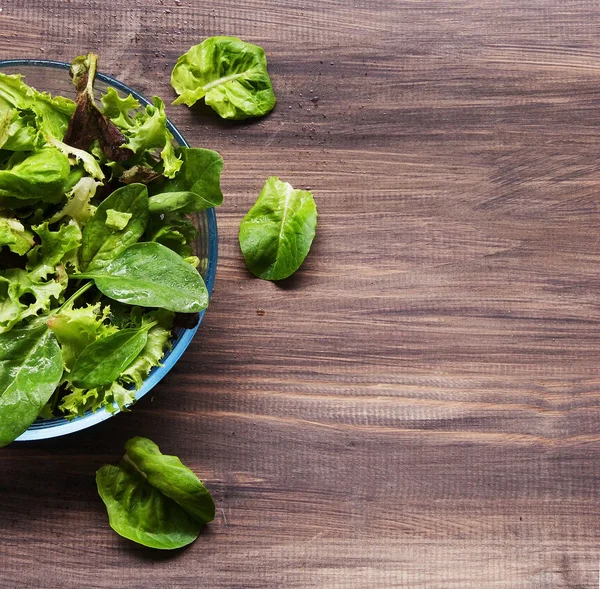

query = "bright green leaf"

[
  {"left": 171, "top": 36, "right": 276, "bottom": 120},
  {"left": 239, "top": 176, "right": 317, "bottom": 280}
]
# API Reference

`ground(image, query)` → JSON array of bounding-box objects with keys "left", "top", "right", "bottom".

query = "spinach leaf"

[
  {"left": 148, "top": 191, "right": 201, "bottom": 214},
  {"left": 96, "top": 437, "right": 214, "bottom": 549},
  {"left": 171, "top": 36, "right": 276, "bottom": 120},
  {"left": 47, "top": 302, "right": 117, "bottom": 371},
  {"left": 0, "top": 323, "right": 63, "bottom": 447},
  {"left": 125, "top": 437, "right": 215, "bottom": 524},
  {"left": 74, "top": 242, "right": 208, "bottom": 313},
  {"left": 239, "top": 176, "right": 317, "bottom": 280},
  {"left": 69, "top": 324, "right": 154, "bottom": 389},
  {"left": 156, "top": 147, "right": 223, "bottom": 210},
  {"left": 96, "top": 462, "right": 202, "bottom": 550},
  {"left": 80, "top": 183, "right": 149, "bottom": 271}
]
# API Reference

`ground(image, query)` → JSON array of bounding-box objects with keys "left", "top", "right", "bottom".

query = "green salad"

[{"left": 0, "top": 53, "right": 223, "bottom": 447}]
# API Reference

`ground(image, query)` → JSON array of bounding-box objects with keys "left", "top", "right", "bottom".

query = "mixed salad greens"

[
  {"left": 0, "top": 53, "right": 223, "bottom": 447},
  {"left": 1, "top": 38, "right": 319, "bottom": 549}
]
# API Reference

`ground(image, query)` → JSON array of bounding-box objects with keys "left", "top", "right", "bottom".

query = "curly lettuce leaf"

[
  {"left": 0, "top": 213, "right": 34, "bottom": 255},
  {"left": 27, "top": 221, "right": 82, "bottom": 281},
  {"left": 47, "top": 176, "right": 99, "bottom": 226},
  {"left": 101, "top": 89, "right": 181, "bottom": 178},
  {"left": 0, "top": 221, "right": 82, "bottom": 333},
  {"left": 171, "top": 36, "right": 276, "bottom": 120},
  {"left": 47, "top": 302, "right": 118, "bottom": 371},
  {"left": 0, "top": 108, "right": 38, "bottom": 152},
  {"left": 0, "top": 269, "right": 64, "bottom": 333}
]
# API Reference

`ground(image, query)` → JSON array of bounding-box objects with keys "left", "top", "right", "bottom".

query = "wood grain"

[{"left": 1, "top": 1, "right": 600, "bottom": 587}]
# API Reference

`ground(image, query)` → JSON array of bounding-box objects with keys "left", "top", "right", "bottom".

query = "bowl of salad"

[{"left": 0, "top": 56, "right": 220, "bottom": 445}]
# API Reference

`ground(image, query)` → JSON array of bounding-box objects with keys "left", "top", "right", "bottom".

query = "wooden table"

[{"left": 2, "top": 1, "right": 600, "bottom": 587}]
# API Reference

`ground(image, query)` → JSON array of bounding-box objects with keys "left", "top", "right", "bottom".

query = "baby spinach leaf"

[
  {"left": 47, "top": 302, "right": 118, "bottom": 371},
  {"left": 239, "top": 176, "right": 317, "bottom": 281},
  {"left": 74, "top": 242, "right": 208, "bottom": 313},
  {"left": 157, "top": 147, "right": 223, "bottom": 209},
  {"left": 125, "top": 437, "right": 215, "bottom": 524},
  {"left": 149, "top": 191, "right": 211, "bottom": 214},
  {"left": 97, "top": 462, "right": 202, "bottom": 550},
  {"left": 69, "top": 324, "right": 154, "bottom": 389},
  {"left": 96, "top": 437, "right": 214, "bottom": 549},
  {"left": 171, "top": 36, "right": 276, "bottom": 120},
  {"left": 80, "top": 183, "right": 149, "bottom": 271},
  {"left": 0, "top": 323, "right": 63, "bottom": 447}
]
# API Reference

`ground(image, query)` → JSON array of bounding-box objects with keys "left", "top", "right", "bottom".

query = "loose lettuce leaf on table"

[
  {"left": 239, "top": 176, "right": 317, "bottom": 281},
  {"left": 171, "top": 36, "right": 276, "bottom": 120},
  {"left": 0, "top": 323, "right": 63, "bottom": 447},
  {"left": 96, "top": 437, "right": 214, "bottom": 549},
  {"left": 125, "top": 437, "right": 215, "bottom": 524},
  {"left": 97, "top": 461, "right": 202, "bottom": 550},
  {"left": 101, "top": 88, "right": 181, "bottom": 178}
]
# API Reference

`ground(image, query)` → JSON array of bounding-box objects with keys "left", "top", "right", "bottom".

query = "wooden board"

[{"left": 1, "top": 1, "right": 600, "bottom": 587}]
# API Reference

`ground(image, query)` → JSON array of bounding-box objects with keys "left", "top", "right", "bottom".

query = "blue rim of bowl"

[{"left": 0, "top": 59, "right": 218, "bottom": 442}]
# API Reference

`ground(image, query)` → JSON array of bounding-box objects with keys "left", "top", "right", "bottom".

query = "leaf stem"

[{"left": 60, "top": 281, "right": 93, "bottom": 310}]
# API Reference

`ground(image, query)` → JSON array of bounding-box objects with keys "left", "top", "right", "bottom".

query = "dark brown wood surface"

[{"left": 2, "top": 1, "right": 600, "bottom": 587}]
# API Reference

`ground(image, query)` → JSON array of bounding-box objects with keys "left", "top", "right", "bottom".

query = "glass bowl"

[{"left": 0, "top": 59, "right": 218, "bottom": 442}]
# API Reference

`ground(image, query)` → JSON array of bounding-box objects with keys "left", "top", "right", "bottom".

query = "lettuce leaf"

[
  {"left": 0, "top": 213, "right": 34, "bottom": 255},
  {"left": 0, "top": 221, "right": 82, "bottom": 333},
  {"left": 0, "top": 147, "right": 71, "bottom": 202},
  {"left": 101, "top": 88, "right": 181, "bottom": 178},
  {"left": 171, "top": 36, "right": 276, "bottom": 120}
]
